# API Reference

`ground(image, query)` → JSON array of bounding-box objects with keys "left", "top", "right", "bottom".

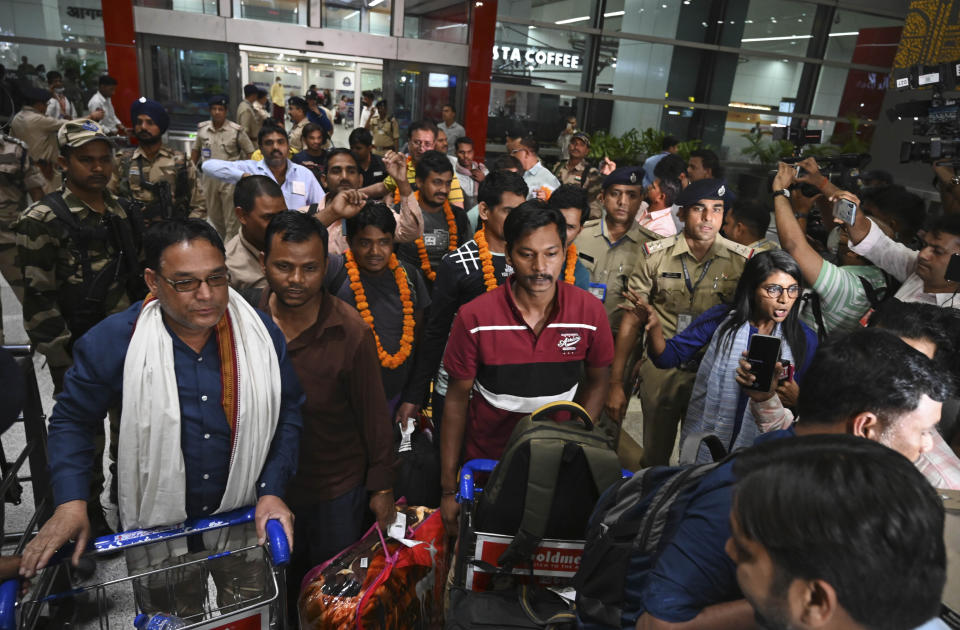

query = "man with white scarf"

[{"left": 19, "top": 218, "right": 304, "bottom": 615}]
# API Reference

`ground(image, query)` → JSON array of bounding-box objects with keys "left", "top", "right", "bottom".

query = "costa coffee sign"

[{"left": 492, "top": 45, "right": 582, "bottom": 69}]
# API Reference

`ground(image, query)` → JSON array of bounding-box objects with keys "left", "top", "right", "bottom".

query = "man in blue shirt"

[
  {"left": 641, "top": 135, "right": 679, "bottom": 187},
  {"left": 626, "top": 329, "right": 949, "bottom": 630},
  {"left": 19, "top": 219, "right": 304, "bottom": 612},
  {"left": 202, "top": 123, "right": 324, "bottom": 210}
]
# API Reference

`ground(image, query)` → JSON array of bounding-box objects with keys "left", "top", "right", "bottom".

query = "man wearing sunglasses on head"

[{"left": 20, "top": 218, "right": 304, "bottom": 620}]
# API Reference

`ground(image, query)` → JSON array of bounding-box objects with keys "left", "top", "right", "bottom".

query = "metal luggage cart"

[
  {"left": 453, "top": 459, "right": 632, "bottom": 593},
  {"left": 0, "top": 507, "right": 291, "bottom": 630}
]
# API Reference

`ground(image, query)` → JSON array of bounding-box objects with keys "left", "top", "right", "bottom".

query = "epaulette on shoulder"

[
  {"left": 22, "top": 200, "right": 54, "bottom": 222},
  {"left": 198, "top": 120, "right": 211, "bottom": 129},
  {"left": 583, "top": 218, "right": 601, "bottom": 230},
  {"left": 722, "top": 238, "right": 755, "bottom": 259},
  {"left": 643, "top": 233, "right": 680, "bottom": 256}
]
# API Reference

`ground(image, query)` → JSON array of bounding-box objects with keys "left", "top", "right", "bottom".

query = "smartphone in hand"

[
  {"left": 834, "top": 197, "right": 857, "bottom": 225},
  {"left": 746, "top": 334, "right": 782, "bottom": 392}
]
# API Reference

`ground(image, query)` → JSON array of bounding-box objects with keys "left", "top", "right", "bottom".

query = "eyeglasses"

[
  {"left": 410, "top": 140, "right": 434, "bottom": 148},
  {"left": 762, "top": 284, "right": 801, "bottom": 298},
  {"left": 510, "top": 148, "right": 528, "bottom": 156},
  {"left": 159, "top": 272, "right": 230, "bottom": 293}
]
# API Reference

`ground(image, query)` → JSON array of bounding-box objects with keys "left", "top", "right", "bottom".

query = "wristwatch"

[{"left": 772, "top": 188, "right": 791, "bottom": 199}]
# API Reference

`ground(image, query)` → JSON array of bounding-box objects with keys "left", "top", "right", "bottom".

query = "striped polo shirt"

[{"left": 444, "top": 277, "right": 614, "bottom": 461}]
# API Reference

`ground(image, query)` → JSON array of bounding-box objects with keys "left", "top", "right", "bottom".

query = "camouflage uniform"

[
  {"left": 15, "top": 188, "right": 140, "bottom": 384},
  {"left": 109, "top": 144, "right": 204, "bottom": 229},
  {"left": 553, "top": 159, "right": 604, "bottom": 219},
  {"left": 0, "top": 135, "right": 46, "bottom": 343},
  {"left": 194, "top": 119, "right": 254, "bottom": 239}
]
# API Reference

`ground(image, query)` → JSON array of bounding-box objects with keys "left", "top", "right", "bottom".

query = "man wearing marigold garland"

[
  {"left": 395, "top": 150, "right": 471, "bottom": 288},
  {"left": 334, "top": 202, "right": 430, "bottom": 407},
  {"left": 258, "top": 210, "right": 395, "bottom": 614},
  {"left": 548, "top": 183, "right": 594, "bottom": 291},
  {"left": 396, "top": 170, "right": 529, "bottom": 429},
  {"left": 441, "top": 201, "right": 614, "bottom": 536}
]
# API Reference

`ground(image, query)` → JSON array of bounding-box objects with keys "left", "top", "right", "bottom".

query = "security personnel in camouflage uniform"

[
  {"left": 607, "top": 179, "right": 752, "bottom": 467},
  {"left": 0, "top": 134, "right": 46, "bottom": 343},
  {"left": 577, "top": 165, "right": 660, "bottom": 335},
  {"left": 552, "top": 132, "right": 604, "bottom": 219},
  {"left": 191, "top": 94, "right": 254, "bottom": 240},
  {"left": 109, "top": 97, "right": 204, "bottom": 229},
  {"left": 15, "top": 119, "right": 143, "bottom": 537}
]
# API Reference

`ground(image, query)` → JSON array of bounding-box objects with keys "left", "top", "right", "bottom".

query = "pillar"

[
  {"left": 101, "top": 0, "right": 138, "bottom": 127},
  {"left": 464, "top": 0, "right": 498, "bottom": 160}
]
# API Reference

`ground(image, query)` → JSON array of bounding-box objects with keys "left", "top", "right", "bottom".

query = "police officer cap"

[
  {"left": 674, "top": 178, "right": 727, "bottom": 208},
  {"left": 130, "top": 97, "right": 170, "bottom": 134},
  {"left": 288, "top": 96, "right": 308, "bottom": 110},
  {"left": 602, "top": 165, "right": 644, "bottom": 190},
  {"left": 23, "top": 86, "right": 51, "bottom": 105},
  {"left": 208, "top": 94, "right": 228, "bottom": 108}
]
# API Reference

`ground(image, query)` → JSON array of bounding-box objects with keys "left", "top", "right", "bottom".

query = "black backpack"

[{"left": 574, "top": 440, "right": 734, "bottom": 629}]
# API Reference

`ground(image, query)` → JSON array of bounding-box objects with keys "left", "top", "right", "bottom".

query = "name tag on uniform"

[
  {"left": 676, "top": 312, "right": 693, "bottom": 334},
  {"left": 292, "top": 180, "right": 306, "bottom": 196},
  {"left": 373, "top": 171, "right": 383, "bottom": 177},
  {"left": 202, "top": 147, "right": 212, "bottom": 159},
  {"left": 661, "top": 272, "right": 681, "bottom": 278},
  {"left": 589, "top": 282, "right": 607, "bottom": 302},
  {"left": 129, "top": 166, "right": 139, "bottom": 177}
]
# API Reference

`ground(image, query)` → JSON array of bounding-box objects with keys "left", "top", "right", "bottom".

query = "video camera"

[
  {"left": 771, "top": 153, "right": 872, "bottom": 196},
  {"left": 886, "top": 61, "right": 960, "bottom": 164}
]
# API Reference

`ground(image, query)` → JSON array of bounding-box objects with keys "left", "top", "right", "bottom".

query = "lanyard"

[{"left": 680, "top": 256, "right": 713, "bottom": 295}]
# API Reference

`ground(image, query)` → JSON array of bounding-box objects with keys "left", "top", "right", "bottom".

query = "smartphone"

[
  {"left": 834, "top": 197, "right": 857, "bottom": 225},
  {"left": 746, "top": 334, "right": 782, "bottom": 392},
  {"left": 946, "top": 253, "right": 960, "bottom": 283}
]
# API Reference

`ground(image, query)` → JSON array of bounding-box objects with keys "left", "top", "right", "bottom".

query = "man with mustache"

[
  {"left": 202, "top": 122, "right": 324, "bottom": 210},
  {"left": 15, "top": 120, "right": 144, "bottom": 536},
  {"left": 440, "top": 201, "right": 614, "bottom": 535},
  {"left": 110, "top": 97, "right": 204, "bottom": 227}
]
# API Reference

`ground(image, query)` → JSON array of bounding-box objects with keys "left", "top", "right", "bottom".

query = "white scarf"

[{"left": 117, "top": 287, "right": 281, "bottom": 529}]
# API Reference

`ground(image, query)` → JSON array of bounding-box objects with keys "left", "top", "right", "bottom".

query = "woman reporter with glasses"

[{"left": 625, "top": 250, "right": 818, "bottom": 462}]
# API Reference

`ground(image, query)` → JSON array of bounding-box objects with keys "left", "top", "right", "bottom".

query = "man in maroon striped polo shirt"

[{"left": 440, "top": 200, "right": 614, "bottom": 534}]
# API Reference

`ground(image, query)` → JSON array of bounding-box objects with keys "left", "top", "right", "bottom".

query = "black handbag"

[{"left": 393, "top": 417, "right": 440, "bottom": 508}]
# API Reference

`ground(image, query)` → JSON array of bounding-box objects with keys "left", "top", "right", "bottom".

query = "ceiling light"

[
  {"left": 742, "top": 34, "right": 812, "bottom": 42},
  {"left": 369, "top": 0, "right": 385, "bottom": 5},
  {"left": 555, "top": 15, "right": 590, "bottom": 24},
  {"left": 344, "top": 10, "right": 359, "bottom": 19},
  {"left": 604, "top": 10, "right": 625, "bottom": 17}
]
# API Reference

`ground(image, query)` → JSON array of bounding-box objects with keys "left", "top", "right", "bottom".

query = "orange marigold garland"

[
  {"left": 473, "top": 228, "right": 499, "bottom": 292},
  {"left": 345, "top": 250, "right": 416, "bottom": 369},
  {"left": 564, "top": 244, "right": 578, "bottom": 285},
  {"left": 414, "top": 190, "right": 458, "bottom": 281}
]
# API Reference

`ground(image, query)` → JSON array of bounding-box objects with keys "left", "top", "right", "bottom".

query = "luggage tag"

[
  {"left": 676, "top": 312, "right": 693, "bottom": 334},
  {"left": 202, "top": 147, "right": 212, "bottom": 159},
  {"left": 589, "top": 282, "right": 607, "bottom": 302},
  {"left": 387, "top": 512, "right": 421, "bottom": 548}
]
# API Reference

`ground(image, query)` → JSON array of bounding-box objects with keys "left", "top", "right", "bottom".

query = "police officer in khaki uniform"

[
  {"left": 606, "top": 179, "right": 751, "bottom": 467},
  {"left": 192, "top": 94, "right": 255, "bottom": 239},
  {"left": 237, "top": 84, "right": 264, "bottom": 145},
  {"left": 577, "top": 165, "right": 660, "bottom": 335},
  {"left": 287, "top": 96, "right": 310, "bottom": 152},
  {"left": 110, "top": 97, "right": 205, "bottom": 228},
  {"left": 552, "top": 132, "right": 605, "bottom": 219}
]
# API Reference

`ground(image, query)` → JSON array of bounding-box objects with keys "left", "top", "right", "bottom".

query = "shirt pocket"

[{"left": 656, "top": 275, "right": 689, "bottom": 312}]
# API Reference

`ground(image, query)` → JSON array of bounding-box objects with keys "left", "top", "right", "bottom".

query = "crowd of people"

[{"left": 0, "top": 72, "right": 956, "bottom": 630}]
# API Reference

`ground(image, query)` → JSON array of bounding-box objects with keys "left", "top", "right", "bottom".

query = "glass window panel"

[
  {"left": 1, "top": 0, "right": 105, "bottom": 44},
  {"left": 594, "top": 36, "right": 678, "bottom": 135},
  {"left": 152, "top": 45, "right": 230, "bottom": 128},
  {"left": 487, "top": 87, "right": 579, "bottom": 151},
  {"left": 404, "top": 0, "right": 468, "bottom": 43},
  {"left": 324, "top": 1, "right": 392, "bottom": 35},
  {"left": 718, "top": 109, "right": 786, "bottom": 164},
  {"left": 739, "top": 0, "right": 816, "bottom": 56},
  {"left": 493, "top": 22, "right": 587, "bottom": 92},
  {"left": 135, "top": 0, "right": 219, "bottom": 14},
  {"left": 824, "top": 10, "right": 903, "bottom": 65},
  {"left": 237, "top": 0, "right": 306, "bottom": 24},
  {"left": 497, "top": 0, "right": 597, "bottom": 25}
]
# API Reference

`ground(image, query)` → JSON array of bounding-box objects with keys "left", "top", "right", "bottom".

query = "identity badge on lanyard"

[{"left": 676, "top": 257, "right": 713, "bottom": 333}]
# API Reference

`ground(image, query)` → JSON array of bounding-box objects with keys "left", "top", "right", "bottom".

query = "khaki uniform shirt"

[
  {"left": 288, "top": 118, "right": 309, "bottom": 151},
  {"left": 236, "top": 100, "right": 261, "bottom": 144},
  {"left": 109, "top": 145, "right": 205, "bottom": 220},
  {"left": 10, "top": 106, "right": 66, "bottom": 165},
  {"left": 371, "top": 116, "right": 399, "bottom": 153},
  {"left": 225, "top": 230, "right": 266, "bottom": 292},
  {"left": 193, "top": 119, "right": 254, "bottom": 162},
  {"left": 577, "top": 218, "right": 661, "bottom": 331},
  {"left": 628, "top": 234, "right": 751, "bottom": 338},
  {"left": 15, "top": 188, "right": 133, "bottom": 367},
  {"left": 0, "top": 135, "right": 45, "bottom": 226},
  {"left": 553, "top": 159, "right": 603, "bottom": 219},
  {"left": 747, "top": 238, "right": 779, "bottom": 254}
]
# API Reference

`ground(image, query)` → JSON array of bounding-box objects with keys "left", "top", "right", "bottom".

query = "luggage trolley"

[
  {"left": 0, "top": 507, "right": 291, "bottom": 630},
  {"left": 452, "top": 403, "right": 632, "bottom": 594}
]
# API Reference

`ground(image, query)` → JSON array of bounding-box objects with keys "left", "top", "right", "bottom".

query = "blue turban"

[{"left": 130, "top": 97, "right": 170, "bottom": 134}]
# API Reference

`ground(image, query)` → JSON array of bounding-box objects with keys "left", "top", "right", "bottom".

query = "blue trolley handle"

[
  {"left": 458, "top": 459, "right": 498, "bottom": 503},
  {"left": 0, "top": 579, "right": 16, "bottom": 630}
]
